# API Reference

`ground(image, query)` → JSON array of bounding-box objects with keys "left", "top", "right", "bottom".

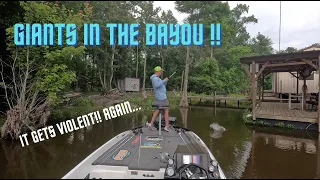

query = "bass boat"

[{"left": 62, "top": 102, "right": 226, "bottom": 179}]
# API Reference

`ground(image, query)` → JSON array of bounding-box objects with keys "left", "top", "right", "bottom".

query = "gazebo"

[{"left": 240, "top": 50, "right": 320, "bottom": 131}]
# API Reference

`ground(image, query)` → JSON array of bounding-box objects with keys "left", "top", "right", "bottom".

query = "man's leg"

[
  {"left": 147, "top": 109, "right": 160, "bottom": 130},
  {"left": 150, "top": 109, "right": 160, "bottom": 125},
  {"left": 163, "top": 99, "right": 170, "bottom": 132},
  {"left": 164, "top": 108, "right": 169, "bottom": 128}
]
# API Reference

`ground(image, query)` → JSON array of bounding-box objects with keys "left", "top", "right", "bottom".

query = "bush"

[
  {"left": 74, "top": 97, "right": 94, "bottom": 107},
  {"left": 49, "top": 97, "right": 97, "bottom": 124}
]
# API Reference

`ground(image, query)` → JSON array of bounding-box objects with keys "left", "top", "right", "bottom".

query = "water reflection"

[
  {"left": 243, "top": 128, "right": 319, "bottom": 179},
  {"left": 179, "top": 107, "right": 188, "bottom": 129},
  {"left": 210, "top": 131, "right": 223, "bottom": 139},
  {"left": 0, "top": 107, "right": 319, "bottom": 179}
]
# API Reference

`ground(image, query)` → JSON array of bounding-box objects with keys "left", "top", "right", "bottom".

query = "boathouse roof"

[{"left": 240, "top": 50, "right": 320, "bottom": 73}]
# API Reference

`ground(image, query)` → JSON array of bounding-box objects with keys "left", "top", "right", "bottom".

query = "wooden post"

[
  {"left": 302, "top": 92, "right": 304, "bottom": 110},
  {"left": 303, "top": 78, "right": 307, "bottom": 110},
  {"left": 262, "top": 74, "right": 265, "bottom": 101},
  {"left": 296, "top": 70, "right": 299, "bottom": 101},
  {"left": 280, "top": 80, "right": 283, "bottom": 103},
  {"left": 252, "top": 61, "right": 257, "bottom": 120},
  {"left": 318, "top": 54, "right": 320, "bottom": 133},
  {"left": 275, "top": 73, "right": 278, "bottom": 95},
  {"left": 258, "top": 76, "right": 261, "bottom": 100},
  {"left": 289, "top": 93, "right": 291, "bottom": 109}
]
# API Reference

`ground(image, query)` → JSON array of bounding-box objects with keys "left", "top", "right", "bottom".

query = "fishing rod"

[
  {"left": 166, "top": 59, "right": 193, "bottom": 79},
  {"left": 169, "top": 71, "right": 176, "bottom": 79}
]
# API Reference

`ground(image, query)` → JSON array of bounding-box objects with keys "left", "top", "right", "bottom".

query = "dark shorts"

[{"left": 152, "top": 99, "right": 169, "bottom": 108}]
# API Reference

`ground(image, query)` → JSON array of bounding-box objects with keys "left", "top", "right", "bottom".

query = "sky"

[{"left": 154, "top": 1, "right": 320, "bottom": 51}]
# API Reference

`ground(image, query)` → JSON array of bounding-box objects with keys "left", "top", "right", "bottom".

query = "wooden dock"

[
  {"left": 187, "top": 96, "right": 249, "bottom": 101},
  {"left": 187, "top": 95, "right": 250, "bottom": 108},
  {"left": 256, "top": 102, "right": 317, "bottom": 123}
]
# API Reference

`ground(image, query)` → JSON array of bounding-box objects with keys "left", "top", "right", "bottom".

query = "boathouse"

[
  {"left": 273, "top": 45, "right": 320, "bottom": 95},
  {"left": 240, "top": 50, "right": 320, "bottom": 132}
]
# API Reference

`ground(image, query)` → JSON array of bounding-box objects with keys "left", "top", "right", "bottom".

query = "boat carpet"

[{"left": 91, "top": 127, "right": 208, "bottom": 171}]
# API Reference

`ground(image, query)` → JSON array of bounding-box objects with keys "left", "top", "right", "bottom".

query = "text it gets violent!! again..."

[
  {"left": 13, "top": 23, "right": 222, "bottom": 46},
  {"left": 18, "top": 101, "right": 140, "bottom": 147}
]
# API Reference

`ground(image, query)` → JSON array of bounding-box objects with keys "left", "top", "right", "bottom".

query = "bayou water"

[{"left": 0, "top": 107, "right": 319, "bottom": 179}]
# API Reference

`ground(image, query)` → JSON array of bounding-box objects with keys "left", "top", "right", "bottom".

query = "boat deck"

[{"left": 91, "top": 127, "right": 207, "bottom": 171}]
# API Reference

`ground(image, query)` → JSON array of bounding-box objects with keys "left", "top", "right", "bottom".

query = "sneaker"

[
  {"left": 164, "top": 127, "right": 170, "bottom": 132},
  {"left": 146, "top": 122, "right": 156, "bottom": 130}
]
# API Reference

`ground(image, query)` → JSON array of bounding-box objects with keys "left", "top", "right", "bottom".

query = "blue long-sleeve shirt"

[{"left": 150, "top": 74, "right": 167, "bottom": 100}]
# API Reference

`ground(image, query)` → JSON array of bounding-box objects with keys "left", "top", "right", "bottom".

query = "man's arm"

[
  {"left": 163, "top": 80, "right": 167, "bottom": 86},
  {"left": 152, "top": 77, "right": 166, "bottom": 88}
]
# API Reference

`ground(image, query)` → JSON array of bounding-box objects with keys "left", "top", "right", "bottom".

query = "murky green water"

[{"left": 0, "top": 107, "right": 319, "bottom": 179}]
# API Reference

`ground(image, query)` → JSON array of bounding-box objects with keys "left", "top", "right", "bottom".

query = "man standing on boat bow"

[{"left": 146, "top": 66, "right": 170, "bottom": 132}]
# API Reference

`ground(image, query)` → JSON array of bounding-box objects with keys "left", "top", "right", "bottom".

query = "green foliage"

[
  {"left": 243, "top": 109, "right": 297, "bottom": 129},
  {"left": 286, "top": 124, "right": 295, "bottom": 129},
  {"left": 50, "top": 97, "right": 99, "bottom": 124},
  {"left": 274, "top": 122, "right": 285, "bottom": 128},
  {"left": 2, "top": 1, "right": 279, "bottom": 113},
  {"left": 4, "top": 1, "right": 92, "bottom": 105},
  {"left": 37, "top": 64, "right": 76, "bottom": 104},
  {"left": 249, "top": 32, "right": 274, "bottom": 55},
  {"left": 74, "top": 97, "right": 94, "bottom": 107},
  {"left": 242, "top": 109, "right": 253, "bottom": 123}
]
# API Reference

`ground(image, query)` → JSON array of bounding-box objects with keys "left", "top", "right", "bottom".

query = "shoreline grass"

[
  {"left": 242, "top": 109, "right": 296, "bottom": 130},
  {"left": 0, "top": 92, "right": 249, "bottom": 128}
]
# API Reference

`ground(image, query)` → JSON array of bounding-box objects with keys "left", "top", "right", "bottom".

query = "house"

[{"left": 272, "top": 44, "right": 320, "bottom": 95}]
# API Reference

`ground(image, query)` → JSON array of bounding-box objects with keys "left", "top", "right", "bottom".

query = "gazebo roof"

[{"left": 240, "top": 50, "right": 320, "bottom": 73}]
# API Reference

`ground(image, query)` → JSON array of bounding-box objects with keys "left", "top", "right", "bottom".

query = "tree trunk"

[
  {"left": 142, "top": 56, "right": 147, "bottom": 91},
  {"left": 99, "top": 70, "right": 107, "bottom": 92},
  {"left": 179, "top": 107, "right": 188, "bottom": 128},
  {"left": 109, "top": 43, "right": 115, "bottom": 90},
  {"left": 180, "top": 46, "right": 190, "bottom": 107},
  {"left": 136, "top": 46, "right": 139, "bottom": 78},
  {"left": 181, "top": 71, "right": 184, "bottom": 92},
  {"left": 0, "top": 49, "right": 51, "bottom": 139},
  {"left": 103, "top": 59, "right": 107, "bottom": 91},
  {"left": 161, "top": 47, "right": 164, "bottom": 79},
  {"left": 142, "top": 34, "right": 147, "bottom": 91},
  {"left": 99, "top": 45, "right": 108, "bottom": 92}
]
